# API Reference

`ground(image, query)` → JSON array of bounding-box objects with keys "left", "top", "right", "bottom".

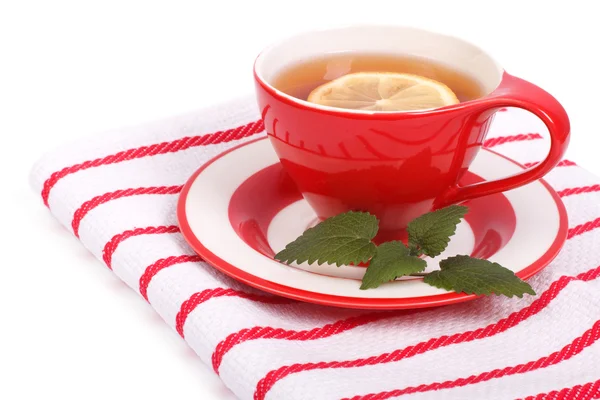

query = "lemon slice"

[{"left": 307, "top": 72, "right": 459, "bottom": 111}]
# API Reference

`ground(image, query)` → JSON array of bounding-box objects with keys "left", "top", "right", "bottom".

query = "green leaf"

[
  {"left": 274, "top": 211, "right": 378, "bottom": 267},
  {"left": 407, "top": 205, "right": 468, "bottom": 257},
  {"left": 360, "top": 241, "right": 427, "bottom": 290},
  {"left": 423, "top": 255, "right": 536, "bottom": 298}
]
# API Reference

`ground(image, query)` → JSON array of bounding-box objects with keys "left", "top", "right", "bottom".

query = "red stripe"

[
  {"left": 41, "top": 120, "right": 264, "bottom": 206},
  {"left": 557, "top": 159, "right": 578, "bottom": 167},
  {"left": 523, "top": 159, "right": 577, "bottom": 168},
  {"left": 558, "top": 159, "right": 578, "bottom": 167},
  {"left": 518, "top": 378, "right": 600, "bottom": 400},
  {"left": 483, "top": 133, "right": 542, "bottom": 148},
  {"left": 176, "top": 288, "right": 294, "bottom": 337},
  {"left": 212, "top": 312, "right": 393, "bottom": 373},
  {"left": 568, "top": 217, "right": 600, "bottom": 239},
  {"left": 345, "top": 319, "right": 600, "bottom": 400},
  {"left": 71, "top": 185, "right": 182, "bottom": 238},
  {"left": 253, "top": 265, "right": 600, "bottom": 400},
  {"left": 102, "top": 225, "right": 180, "bottom": 269},
  {"left": 558, "top": 184, "right": 600, "bottom": 198},
  {"left": 139, "top": 255, "right": 202, "bottom": 301}
]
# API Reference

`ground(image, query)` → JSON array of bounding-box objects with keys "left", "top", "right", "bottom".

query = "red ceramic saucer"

[{"left": 177, "top": 138, "right": 568, "bottom": 310}]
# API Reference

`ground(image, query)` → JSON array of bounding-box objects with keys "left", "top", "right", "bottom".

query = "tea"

[{"left": 273, "top": 53, "right": 484, "bottom": 104}]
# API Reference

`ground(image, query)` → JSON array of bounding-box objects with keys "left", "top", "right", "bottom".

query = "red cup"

[{"left": 253, "top": 26, "right": 570, "bottom": 237}]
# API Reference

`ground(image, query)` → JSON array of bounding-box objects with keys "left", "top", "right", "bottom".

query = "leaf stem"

[
  {"left": 409, "top": 272, "right": 429, "bottom": 277},
  {"left": 408, "top": 245, "right": 422, "bottom": 258}
]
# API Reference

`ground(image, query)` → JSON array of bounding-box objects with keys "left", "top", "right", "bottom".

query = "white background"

[{"left": 1, "top": 1, "right": 599, "bottom": 399}]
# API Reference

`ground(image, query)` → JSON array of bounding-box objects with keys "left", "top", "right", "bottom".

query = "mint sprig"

[{"left": 274, "top": 205, "right": 535, "bottom": 298}]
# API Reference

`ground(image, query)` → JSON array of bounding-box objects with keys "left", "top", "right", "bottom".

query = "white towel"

[{"left": 30, "top": 97, "right": 600, "bottom": 400}]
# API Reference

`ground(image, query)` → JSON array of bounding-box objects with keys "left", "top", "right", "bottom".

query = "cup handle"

[{"left": 435, "top": 73, "right": 570, "bottom": 208}]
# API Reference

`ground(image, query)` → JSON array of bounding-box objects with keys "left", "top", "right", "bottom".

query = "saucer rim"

[{"left": 177, "top": 137, "right": 568, "bottom": 309}]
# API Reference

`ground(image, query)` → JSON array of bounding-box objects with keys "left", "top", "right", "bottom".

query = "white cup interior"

[{"left": 255, "top": 25, "right": 504, "bottom": 111}]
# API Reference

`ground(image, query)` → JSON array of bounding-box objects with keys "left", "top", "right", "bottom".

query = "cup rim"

[{"left": 254, "top": 24, "right": 504, "bottom": 116}]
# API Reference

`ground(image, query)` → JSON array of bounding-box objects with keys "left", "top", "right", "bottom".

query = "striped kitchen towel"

[{"left": 30, "top": 97, "right": 600, "bottom": 400}]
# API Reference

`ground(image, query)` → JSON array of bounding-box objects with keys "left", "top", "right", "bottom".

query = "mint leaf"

[
  {"left": 360, "top": 241, "right": 427, "bottom": 289},
  {"left": 423, "top": 255, "right": 536, "bottom": 298},
  {"left": 275, "top": 211, "right": 378, "bottom": 267},
  {"left": 407, "top": 205, "right": 468, "bottom": 257}
]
